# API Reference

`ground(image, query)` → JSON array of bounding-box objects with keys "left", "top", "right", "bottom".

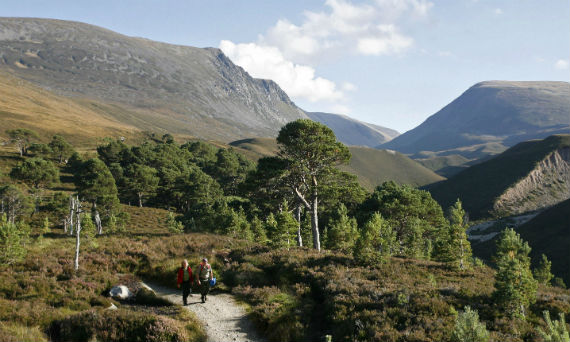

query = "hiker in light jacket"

[
  {"left": 196, "top": 258, "right": 213, "bottom": 303},
  {"left": 177, "top": 259, "right": 193, "bottom": 305}
]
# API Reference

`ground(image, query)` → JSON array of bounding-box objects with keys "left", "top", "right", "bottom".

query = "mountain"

[
  {"left": 381, "top": 81, "right": 570, "bottom": 160},
  {"left": 0, "top": 18, "right": 307, "bottom": 142},
  {"left": 0, "top": 71, "right": 143, "bottom": 145},
  {"left": 230, "top": 138, "right": 444, "bottom": 189},
  {"left": 470, "top": 199, "right": 570, "bottom": 285},
  {"left": 306, "top": 112, "right": 399, "bottom": 147},
  {"left": 426, "top": 134, "right": 570, "bottom": 220}
]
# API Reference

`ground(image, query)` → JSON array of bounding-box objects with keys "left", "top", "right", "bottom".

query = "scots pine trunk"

[
  {"left": 311, "top": 176, "right": 320, "bottom": 251},
  {"left": 74, "top": 198, "right": 82, "bottom": 270}
]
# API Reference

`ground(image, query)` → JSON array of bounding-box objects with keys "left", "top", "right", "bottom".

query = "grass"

[{"left": 230, "top": 138, "right": 445, "bottom": 190}]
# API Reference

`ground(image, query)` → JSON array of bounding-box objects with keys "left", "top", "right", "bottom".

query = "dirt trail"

[{"left": 144, "top": 282, "right": 265, "bottom": 342}]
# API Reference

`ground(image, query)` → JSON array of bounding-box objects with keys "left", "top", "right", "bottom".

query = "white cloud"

[
  {"left": 342, "top": 82, "right": 357, "bottom": 92},
  {"left": 262, "top": 0, "right": 432, "bottom": 62},
  {"left": 494, "top": 8, "right": 503, "bottom": 15},
  {"left": 218, "top": 0, "right": 433, "bottom": 113},
  {"left": 220, "top": 40, "right": 343, "bottom": 103},
  {"left": 555, "top": 59, "right": 569, "bottom": 70}
]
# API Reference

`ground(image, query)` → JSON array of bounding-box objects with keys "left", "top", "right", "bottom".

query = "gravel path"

[{"left": 144, "top": 282, "right": 265, "bottom": 342}]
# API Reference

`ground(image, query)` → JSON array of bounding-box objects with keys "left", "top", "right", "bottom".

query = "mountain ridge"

[
  {"left": 306, "top": 112, "right": 399, "bottom": 148},
  {"left": 0, "top": 17, "right": 307, "bottom": 141},
  {"left": 381, "top": 80, "right": 570, "bottom": 161}
]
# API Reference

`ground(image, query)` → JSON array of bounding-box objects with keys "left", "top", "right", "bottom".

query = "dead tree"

[
  {"left": 93, "top": 202, "right": 102, "bottom": 235},
  {"left": 73, "top": 196, "right": 83, "bottom": 271}
]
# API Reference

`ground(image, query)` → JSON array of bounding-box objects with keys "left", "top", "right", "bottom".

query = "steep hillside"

[
  {"left": 427, "top": 134, "right": 570, "bottom": 219},
  {"left": 382, "top": 81, "right": 570, "bottom": 160},
  {"left": 0, "top": 18, "right": 307, "bottom": 141},
  {"left": 230, "top": 138, "right": 444, "bottom": 189},
  {"left": 306, "top": 112, "right": 399, "bottom": 147},
  {"left": 470, "top": 199, "right": 570, "bottom": 285},
  {"left": 0, "top": 71, "right": 143, "bottom": 145}
]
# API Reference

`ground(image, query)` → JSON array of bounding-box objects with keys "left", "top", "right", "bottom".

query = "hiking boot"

[{"left": 201, "top": 295, "right": 205, "bottom": 303}]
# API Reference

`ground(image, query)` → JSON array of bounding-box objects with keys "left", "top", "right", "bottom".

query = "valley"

[{"left": 0, "top": 15, "right": 569, "bottom": 342}]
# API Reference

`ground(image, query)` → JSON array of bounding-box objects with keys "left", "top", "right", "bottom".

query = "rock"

[
  {"left": 109, "top": 285, "right": 132, "bottom": 300},
  {"left": 106, "top": 303, "right": 118, "bottom": 310},
  {"left": 138, "top": 282, "right": 155, "bottom": 294}
]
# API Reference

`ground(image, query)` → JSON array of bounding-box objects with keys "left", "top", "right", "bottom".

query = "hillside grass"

[
  {"left": 427, "top": 134, "right": 570, "bottom": 219},
  {"left": 230, "top": 138, "right": 445, "bottom": 190}
]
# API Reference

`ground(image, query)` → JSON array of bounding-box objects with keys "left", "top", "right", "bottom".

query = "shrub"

[
  {"left": 451, "top": 306, "right": 489, "bottom": 342},
  {"left": 0, "top": 215, "right": 30, "bottom": 265},
  {"left": 49, "top": 309, "right": 194, "bottom": 342},
  {"left": 537, "top": 311, "right": 570, "bottom": 342}
]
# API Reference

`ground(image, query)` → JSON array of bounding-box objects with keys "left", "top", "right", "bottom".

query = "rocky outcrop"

[{"left": 493, "top": 147, "right": 570, "bottom": 215}]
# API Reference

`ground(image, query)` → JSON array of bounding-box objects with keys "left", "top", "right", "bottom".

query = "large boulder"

[{"left": 109, "top": 285, "right": 132, "bottom": 300}]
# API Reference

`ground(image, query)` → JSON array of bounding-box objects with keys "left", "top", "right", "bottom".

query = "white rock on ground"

[{"left": 109, "top": 285, "right": 132, "bottom": 300}]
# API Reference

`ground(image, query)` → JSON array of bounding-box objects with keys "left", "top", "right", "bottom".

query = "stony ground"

[{"left": 144, "top": 282, "right": 265, "bottom": 342}]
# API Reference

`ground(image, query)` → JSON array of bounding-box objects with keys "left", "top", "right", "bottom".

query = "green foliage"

[
  {"left": 6, "top": 128, "right": 39, "bottom": 156},
  {"left": 250, "top": 216, "right": 268, "bottom": 243},
  {"left": 324, "top": 204, "right": 358, "bottom": 253},
  {"left": 0, "top": 214, "right": 30, "bottom": 265},
  {"left": 552, "top": 277, "right": 566, "bottom": 289},
  {"left": 28, "top": 143, "right": 52, "bottom": 158},
  {"left": 451, "top": 306, "right": 490, "bottom": 342},
  {"left": 212, "top": 148, "right": 254, "bottom": 195},
  {"left": 276, "top": 119, "right": 351, "bottom": 250},
  {"left": 435, "top": 199, "right": 473, "bottom": 269},
  {"left": 80, "top": 213, "right": 97, "bottom": 247},
  {"left": 48, "top": 135, "right": 74, "bottom": 164},
  {"left": 126, "top": 164, "right": 159, "bottom": 207},
  {"left": 534, "top": 254, "right": 554, "bottom": 285},
  {"left": 493, "top": 228, "right": 538, "bottom": 318},
  {"left": 165, "top": 212, "right": 183, "bottom": 234},
  {"left": 537, "top": 311, "right": 570, "bottom": 342},
  {"left": 0, "top": 185, "right": 33, "bottom": 223},
  {"left": 74, "top": 158, "right": 119, "bottom": 213},
  {"left": 354, "top": 213, "right": 395, "bottom": 264},
  {"left": 266, "top": 203, "right": 297, "bottom": 248},
  {"left": 10, "top": 158, "right": 59, "bottom": 189},
  {"left": 359, "top": 181, "right": 446, "bottom": 259}
]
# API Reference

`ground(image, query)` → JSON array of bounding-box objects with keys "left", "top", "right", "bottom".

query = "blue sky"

[{"left": 2, "top": 0, "right": 569, "bottom": 132}]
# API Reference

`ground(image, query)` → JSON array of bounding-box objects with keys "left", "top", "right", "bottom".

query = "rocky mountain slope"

[
  {"left": 230, "top": 137, "right": 444, "bottom": 189},
  {"left": 426, "top": 134, "right": 570, "bottom": 219},
  {"left": 0, "top": 18, "right": 307, "bottom": 141},
  {"left": 381, "top": 81, "right": 570, "bottom": 161},
  {"left": 306, "top": 112, "right": 399, "bottom": 147},
  {"left": 470, "top": 199, "right": 570, "bottom": 285}
]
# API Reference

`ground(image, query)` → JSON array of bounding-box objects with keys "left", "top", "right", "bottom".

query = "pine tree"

[
  {"left": 534, "top": 254, "right": 554, "bottom": 285},
  {"left": 493, "top": 228, "right": 538, "bottom": 318},
  {"left": 325, "top": 204, "right": 359, "bottom": 253},
  {"left": 354, "top": 213, "right": 395, "bottom": 264},
  {"left": 273, "top": 204, "right": 297, "bottom": 249},
  {"left": 0, "top": 214, "right": 30, "bottom": 265},
  {"left": 436, "top": 199, "right": 472, "bottom": 269},
  {"left": 451, "top": 306, "right": 490, "bottom": 342},
  {"left": 250, "top": 216, "right": 268, "bottom": 243},
  {"left": 537, "top": 311, "right": 570, "bottom": 342},
  {"left": 165, "top": 212, "right": 184, "bottom": 234}
]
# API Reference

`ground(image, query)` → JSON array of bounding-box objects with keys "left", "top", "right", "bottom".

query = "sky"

[{"left": 2, "top": 0, "right": 569, "bottom": 133}]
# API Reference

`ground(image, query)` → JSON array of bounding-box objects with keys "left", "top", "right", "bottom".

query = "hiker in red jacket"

[{"left": 177, "top": 259, "right": 193, "bottom": 305}]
